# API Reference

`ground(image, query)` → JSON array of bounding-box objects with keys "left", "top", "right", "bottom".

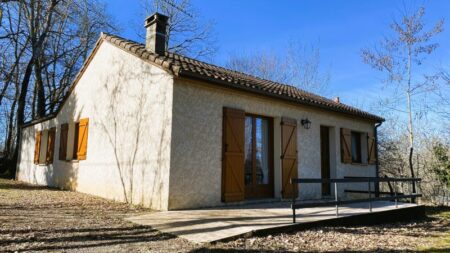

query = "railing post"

[
  {"left": 394, "top": 181, "right": 398, "bottom": 208},
  {"left": 334, "top": 182, "right": 339, "bottom": 217},
  {"left": 368, "top": 181, "right": 372, "bottom": 212},
  {"left": 292, "top": 179, "right": 296, "bottom": 223}
]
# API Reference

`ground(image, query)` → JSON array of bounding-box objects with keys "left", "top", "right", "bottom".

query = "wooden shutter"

[
  {"left": 34, "top": 131, "right": 42, "bottom": 164},
  {"left": 46, "top": 127, "right": 56, "bottom": 164},
  {"left": 76, "top": 118, "right": 89, "bottom": 160},
  {"left": 367, "top": 132, "right": 377, "bottom": 164},
  {"left": 340, "top": 128, "right": 352, "bottom": 164},
  {"left": 59, "top": 123, "right": 69, "bottom": 160},
  {"left": 281, "top": 117, "right": 298, "bottom": 199},
  {"left": 222, "top": 108, "right": 245, "bottom": 202}
]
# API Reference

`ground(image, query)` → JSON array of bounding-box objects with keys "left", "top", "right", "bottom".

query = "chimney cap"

[{"left": 145, "top": 12, "right": 169, "bottom": 28}]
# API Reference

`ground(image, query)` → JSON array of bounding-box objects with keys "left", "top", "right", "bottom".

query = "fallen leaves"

[{"left": 1, "top": 178, "right": 448, "bottom": 253}]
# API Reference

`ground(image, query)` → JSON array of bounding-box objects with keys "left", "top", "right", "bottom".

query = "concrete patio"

[{"left": 126, "top": 200, "right": 422, "bottom": 243}]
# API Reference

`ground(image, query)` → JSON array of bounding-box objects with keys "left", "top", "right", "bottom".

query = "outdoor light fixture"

[{"left": 301, "top": 118, "right": 311, "bottom": 129}]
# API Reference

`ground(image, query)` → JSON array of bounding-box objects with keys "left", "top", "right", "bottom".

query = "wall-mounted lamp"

[{"left": 301, "top": 118, "right": 311, "bottom": 129}]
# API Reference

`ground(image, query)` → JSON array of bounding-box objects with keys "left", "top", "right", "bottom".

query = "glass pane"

[
  {"left": 244, "top": 117, "right": 253, "bottom": 186},
  {"left": 351, "top": 132, "right": 361, "bottom": 162},
  {"left": 255, "top": 118, "right": 269, "bottom": 185}
]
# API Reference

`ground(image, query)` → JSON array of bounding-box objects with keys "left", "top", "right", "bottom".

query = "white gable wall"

[{"left": 16, "top": 41, "right": 174, "bottom": 210}]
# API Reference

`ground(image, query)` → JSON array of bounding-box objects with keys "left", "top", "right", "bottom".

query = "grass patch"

[{"left": 418, "top": 206, "right": 450, "bottom": 252}]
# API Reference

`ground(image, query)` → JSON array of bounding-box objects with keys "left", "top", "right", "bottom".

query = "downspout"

[{"left": 374, "top": 122, "right": 383, "bottom": 197}]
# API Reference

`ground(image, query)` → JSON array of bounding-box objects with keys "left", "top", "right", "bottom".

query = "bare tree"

[
  {"left": 138, "top": 0, "right": 217, "bottom": 59},
  {"left": 443, "top": 70, "right": 450, "bottom": 83},
  {"left": 433, "top": 69, "right": 450, "bottom": 120},
  {"left": 226, "top": 41, "right": 330, "bottom": 95},
  {"left": 361, "top": 6, "right": 444, "bottom": 194},
  {"left": 0, "top": 0, "right": 116, "bottom": 176}
]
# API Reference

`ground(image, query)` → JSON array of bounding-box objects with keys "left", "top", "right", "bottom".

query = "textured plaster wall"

[
  {"left": 16, "top": 41, "right": 173, "bottom": 210},
  {"left": 169, "top": 79, "right": 377, "bottom": 210}
]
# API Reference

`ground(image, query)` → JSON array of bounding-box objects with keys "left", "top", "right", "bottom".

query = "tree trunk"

[
  {"left": 406, "top": 45, "right": 416, "bottom": 203},
  {"left": 35, "top": 57, "right": 46, "bottom": 118},
  {"left": 5, "top": 98, "right": 17, "bottom": 157},
  {"left": 12, "top": 59, "right": 34, "bottom": 173},
  {"left": 409, "top": 147, "right": 416, "bottom": 202}
]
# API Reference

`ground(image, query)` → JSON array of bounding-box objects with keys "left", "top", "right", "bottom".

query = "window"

[
  {"left": 61, "top": 118, "right": 89, "bottom": 161},
  {"left": 33, "top": 128, "right": 56, "bottom": 165},
  {"left": 244, "top": 114, "right": 273, "bottom": 198},
  {"left": 341, "top": 128, "right": 370, "bottom": 164},
  {"left": 72, "top": 122, "right": 80, "bottom": 159},
  {"left": 59, "top": 124, "right": 69, "bottom": 160},
  {"left": 351, "top": 131, "right": 362, "bottom": 163},
  {"left": 244, "top": 116, "right": 271, "bottom": 186}
]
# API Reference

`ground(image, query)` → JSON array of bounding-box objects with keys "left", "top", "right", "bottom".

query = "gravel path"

[{"left": 1, "top": 179, "right": 448, "bottom": 252}]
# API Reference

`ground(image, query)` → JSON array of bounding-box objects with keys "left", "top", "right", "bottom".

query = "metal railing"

[{"left": 290, "top": 177, "right": 422, "bottom": 223}]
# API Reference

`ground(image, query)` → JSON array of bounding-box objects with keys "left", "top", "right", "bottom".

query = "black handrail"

[
  {"left": 289, "top": 177, "right": 421, "bottom": 223},
  {"left": 291, "top": 178, "right": 421, "bottom": 183}
]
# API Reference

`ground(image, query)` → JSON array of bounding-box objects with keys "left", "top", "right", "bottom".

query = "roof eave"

[{"left": 178, "top": 70, "right": 385, "bottom": 123}]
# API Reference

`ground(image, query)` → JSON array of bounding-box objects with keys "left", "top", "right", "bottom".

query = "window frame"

[
  {"left": 34, "top": 129, "right": 52, "bottom": 166},
  {"left": 72, "top": 122, "right": 80, "bottom": 160},
  {"left": 59, "top": 123, "right": 69, "bottom": 161},
  {"left": 60, "top": 118, "right": 88, "bottom": 162},
  {"left": 59, "top": 121, "right": 81, "bottom": 162},
  {"left": 351, "top": 131, "right": 362, "bottom": 164},
  {"left": 243, "top": 113, "right": 274, "bottom": 198}
]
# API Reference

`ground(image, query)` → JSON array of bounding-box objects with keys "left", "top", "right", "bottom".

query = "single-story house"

[{"left": 16, "top": 13, "right": 384, "bottom": 211}]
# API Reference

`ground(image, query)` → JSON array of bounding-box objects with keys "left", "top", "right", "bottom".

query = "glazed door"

[{"left": 244, "top": 115, "right": 274, "bottom": 199}]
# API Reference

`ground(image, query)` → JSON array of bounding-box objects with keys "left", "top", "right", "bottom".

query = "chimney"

[
  {"left": 334, "top": 97, "right": 340, "bottom": 103},
  {"left": 144, "top": 12, "right": 169, "bottom": 55}
]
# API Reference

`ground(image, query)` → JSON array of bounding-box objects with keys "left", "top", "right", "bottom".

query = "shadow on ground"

[{"left": 0, "top": 225, "right": 175, "bottom": 252}]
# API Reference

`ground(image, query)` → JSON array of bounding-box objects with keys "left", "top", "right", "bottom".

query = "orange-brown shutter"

[
  {"left": 281, "top": 117, "right": 298, "bottom": 199},
  {"left": 341, "top": 128, "right": 352, "bottom": 164},
  {"left": 222, "top": 108, "right": 245, "bottom": 202},
  {"left": 34, "top": 131, "right": 42, "bottom": 164},
  {"left": 76, "top": 118, "right": 89, "bottom": 160},
  {"left": 59, "top": 123, "right": 68, "bottom": 160},
  {"left": 46, "top": 127, "right": 56, "bottom": 164},
  {"left": 367, "top": 132, "right": 377, "bottom": 164}
]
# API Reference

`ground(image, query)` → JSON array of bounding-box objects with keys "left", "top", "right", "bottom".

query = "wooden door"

[
  {"left": 281, "top": 117, "right": 298, "bottom": 199},
  {"left": 320, "top": 126, "right": 331, "bottom": 196},
  {"left": 222, "top": 108, "right": 245, "bottom": 202}
]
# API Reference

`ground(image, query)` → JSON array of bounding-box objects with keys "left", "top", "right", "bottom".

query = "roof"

[
  {"left": 22, "top": 33, "right": 384, "bottom": 127},
  {"left": 101, "top": 33, "right": 383, "bottom": 122}
]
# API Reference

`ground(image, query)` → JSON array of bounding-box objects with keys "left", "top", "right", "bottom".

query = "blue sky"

[{"left": 107, "top": 0, "right": 450, "bottom": 113}]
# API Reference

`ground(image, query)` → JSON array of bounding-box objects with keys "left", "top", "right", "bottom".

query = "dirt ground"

[{"left": 1, "top": 179, "right": 449, "bottom": 253}]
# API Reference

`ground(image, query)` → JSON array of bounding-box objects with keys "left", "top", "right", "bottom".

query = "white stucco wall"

[
  {"left": 169, "top": 78, "right": 377, "bottom": 210},
  {"left": 16, "top": 39, "right": 378, "bottom": 211},
  {"left": 16, "top": 41, "right": 174, "bottom": 210}
]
